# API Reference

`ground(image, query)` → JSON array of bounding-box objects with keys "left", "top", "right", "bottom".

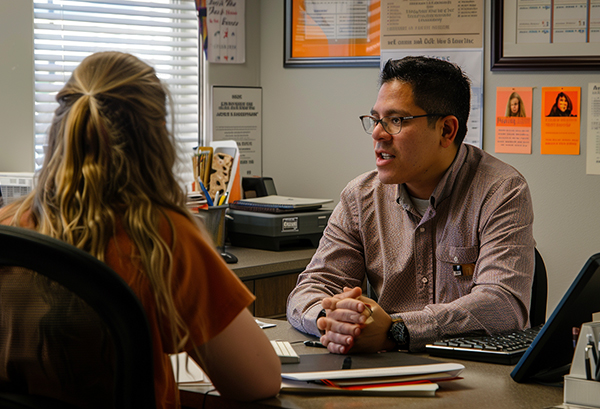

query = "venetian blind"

[{"left": 33, "top": 0, "right": 199, "bottom": 184}]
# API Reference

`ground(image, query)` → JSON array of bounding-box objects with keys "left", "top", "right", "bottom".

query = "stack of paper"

[{"left": 279, "top": 353, "right": 464, "bottom": 397}]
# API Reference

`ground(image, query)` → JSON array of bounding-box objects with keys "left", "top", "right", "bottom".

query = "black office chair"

[
  {"left": 366, "top": 247, "right": 548, "bottom": 328},
  {"left": 529, "top": 248, "right": 548, "bottom": 327},
  {"left": 0, "top": 225, "right": 156, "bottom": 409}
]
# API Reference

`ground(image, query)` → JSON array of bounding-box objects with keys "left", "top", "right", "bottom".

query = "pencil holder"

[
  {"left": 196, "top": 205, "right": 229, "bottom": 251},
  {"left": 564, "top": 321, "right": 600, "bottom": 408}
]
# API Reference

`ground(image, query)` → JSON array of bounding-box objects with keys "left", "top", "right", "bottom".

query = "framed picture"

[
  {"left": 491, "top": 0, "right": 600, "bottom": 71},
  {"left": 284, "top": 0, "right": 380, "bottom": 68}
]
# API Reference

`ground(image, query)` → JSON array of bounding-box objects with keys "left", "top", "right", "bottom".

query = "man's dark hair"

[{"left": 379, "top": 57, "right": 471, "bottom": 145}]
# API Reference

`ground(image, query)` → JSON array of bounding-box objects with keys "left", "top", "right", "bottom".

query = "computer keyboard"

[
  {"left": 425, "top": 325, "right": 542, "bottom": 365},
  {"left": 270, "top": 340, "right": 300, "bottom": 364}
]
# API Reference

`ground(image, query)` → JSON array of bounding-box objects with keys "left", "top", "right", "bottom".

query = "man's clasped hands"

[{"left": 316, "top": 287, "right": 396, "bottom": 354}]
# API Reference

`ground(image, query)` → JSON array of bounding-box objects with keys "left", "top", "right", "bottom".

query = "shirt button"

[
  {"left": 421, "top": 277, "right": 428, "bottom": 283},
  {"left": 419, "top": 227, "right": 425, "bottom": 233}
]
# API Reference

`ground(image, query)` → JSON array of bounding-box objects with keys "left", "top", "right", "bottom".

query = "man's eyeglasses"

[{"left": 359, "top": 114, "right": 446, "bottom": 135}]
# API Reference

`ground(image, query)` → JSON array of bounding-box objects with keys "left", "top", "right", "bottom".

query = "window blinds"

[{"left": 33, "top": 0, "right": 199, "bottom": 184}]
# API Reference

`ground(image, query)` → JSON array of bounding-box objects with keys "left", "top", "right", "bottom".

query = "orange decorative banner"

[
  {"left": 495, "top": 87, "right": 532, "bottom": 154},
  {"left": 541, "top": 87, "right": 581, "bottom": 155}
]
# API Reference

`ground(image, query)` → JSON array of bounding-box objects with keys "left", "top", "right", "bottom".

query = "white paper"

[
  {"left": 170, "top": 352, "right": 209, "bottom": 384},
  {"left": 236, "top": 195, "right": 333, "bottom": 208},
  {"left": 206, "top": 0, "right": 245, "bottom": 63},
  {"left": 212, "top": 86, "right": 262, "bottom": 177},
  {"left": 586, "top": 83, "right": 600, "bottom": 175},
  {"left": 282, "top": 362, "right": 464, "bottom": 381}
]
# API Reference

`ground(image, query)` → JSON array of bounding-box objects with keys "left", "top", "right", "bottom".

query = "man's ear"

[{"left": 440, "top": 116, "right": 459, "bottom": 148}]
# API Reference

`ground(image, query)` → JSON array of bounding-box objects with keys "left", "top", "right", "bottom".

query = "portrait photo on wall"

[
  {"left": 504, "top": 90, "right": 528, "bottom": 117},
  {"left": 494, "top": 87, "right": 533, "bottom": 154},
  {"left": 545, "top": 89, "right": 578, "bottom": 117},
  {"left": 541, "top": 86, "right": 581, "bottom": 155}
]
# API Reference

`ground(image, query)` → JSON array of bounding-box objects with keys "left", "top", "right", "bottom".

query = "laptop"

[{"left": 511, "top": 253, "right": 600, "bottom": 383}]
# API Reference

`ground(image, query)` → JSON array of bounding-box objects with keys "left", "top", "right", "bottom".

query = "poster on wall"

[
  {"left": 206, "top": 0, "right": 245, "bottom": 63},
  {"left": 541, "top": 87, "right": 581, "bottom": 155},
  {"left": 586, "top": 83, "right": 600, "bottom": 175},
  {"left": 284, "top": 0, "right": 380, "bottom": 67},
  {"left": 379, "top": 0, "right": 484, "bottom": 148},
  {"left": 494, "top": 87, "right": 533, "bottom": 154},
  {"left": 211, "top": 86, "right": 262, "bottom": 177}
]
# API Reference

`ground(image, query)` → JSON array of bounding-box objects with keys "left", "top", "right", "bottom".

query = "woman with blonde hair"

[
  {"left": 505, "top": 92, "right": 526, "bottom": 117},
  {"left": 0, "top": 51, "right": 280, "bottom": 408}
]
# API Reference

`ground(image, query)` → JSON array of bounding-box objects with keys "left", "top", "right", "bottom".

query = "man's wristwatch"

[
  {"left": 387, "top": 317, "right": 410, "bottom": 349},
  {"left": 316, "top": 308, "right": 327, "bottom": 335}
]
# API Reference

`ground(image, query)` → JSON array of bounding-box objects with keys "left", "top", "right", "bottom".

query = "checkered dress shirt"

[{"left": 287, "top": 144, "right": 535, "bottom": 350}]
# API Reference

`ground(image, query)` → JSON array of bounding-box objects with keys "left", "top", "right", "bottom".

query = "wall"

[
  {"left": 2, "top": 1, "right": 599, "bottom": 318},
  {"left": 0, "top": 0, "right": 34, "bottom": 172},
  {"left": 259, "top": 1, "right": 600, "bottom": 316}
]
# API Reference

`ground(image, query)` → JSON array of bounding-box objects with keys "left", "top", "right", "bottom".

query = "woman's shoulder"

[{"left": 159, "top": 208, "right": 206, "bottom": 242}]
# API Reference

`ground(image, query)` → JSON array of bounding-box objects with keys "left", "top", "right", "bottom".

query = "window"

[{"left": 33, "top": 0, "right": 199, "bottom": 183}]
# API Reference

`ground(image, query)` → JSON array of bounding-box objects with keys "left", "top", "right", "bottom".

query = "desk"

[
  {"left": 180, "top": 319, "right": 564, "bottom": 409},
  {"left": 226, "top": 246, "right": 316, "bottom": 318}
]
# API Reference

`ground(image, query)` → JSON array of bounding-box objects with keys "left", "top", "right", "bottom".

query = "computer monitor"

[{"left": 511, "top": 253, "right": 600, "bottom": 383}]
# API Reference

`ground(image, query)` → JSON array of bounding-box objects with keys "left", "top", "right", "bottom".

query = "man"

[{"left": 286, "top": 56, "right": 535, "bottom": 354}]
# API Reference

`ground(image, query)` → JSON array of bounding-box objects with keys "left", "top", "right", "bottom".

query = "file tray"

[{"left": 227, "top": 208, "right": 332, "bottom": 251}]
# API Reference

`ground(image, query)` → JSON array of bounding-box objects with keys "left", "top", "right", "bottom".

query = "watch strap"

[{"left": 388, "top": 317, "right": 410, "bottom": 349}]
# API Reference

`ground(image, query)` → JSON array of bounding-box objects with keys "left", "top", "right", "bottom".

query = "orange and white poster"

[
  {"left": 495, "top": 87, "right": 533, "bottom": 154},
  {"left": 541, "top": 87, "right": 581, "bottom": 155}
]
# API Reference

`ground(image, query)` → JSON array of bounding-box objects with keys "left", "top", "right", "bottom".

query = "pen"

[
  {"left": 304, "top": 340, "right": 326, "bottom": 348},
  {"left": 587, "top": 334, "right": 598, "bottom": 366},
  {"left": 596, "top": 340, "right": 600, "bottom": 381},
  {"left": 585, "top": 345, "right": 592, "bottom": 380},
  {"left": 197, "top": 177, "right": 213, "bottom": 206},
  {"left": 218, "top": 192, "right": 228, "bottom": 206},
  {"left": 342, "top": 356, "right": 352, "bottom": 370}
]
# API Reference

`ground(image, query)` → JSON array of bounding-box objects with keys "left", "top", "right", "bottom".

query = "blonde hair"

[
  {"left": 5, "top": 51, "right": 194, "bottom": 352},
  {"left": 505, "top": 92, "right": 526, "bottom": 117}
]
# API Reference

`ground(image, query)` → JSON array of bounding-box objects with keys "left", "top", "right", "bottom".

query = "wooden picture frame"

[{"left": 491, "top": 0, "right": 600, "bottom": 71}]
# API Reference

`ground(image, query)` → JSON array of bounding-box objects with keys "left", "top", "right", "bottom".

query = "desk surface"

[
  {"left": 225, "top": 246, "right": 316, "bottom": 280},
  {"left": 180, "top": 319, "right": 564, "bottom": 409}
]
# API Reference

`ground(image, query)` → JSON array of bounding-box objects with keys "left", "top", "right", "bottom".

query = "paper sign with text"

[
  {"left": 495, "top": 87, "right": 532, "bottom": 154},
  {"left": 541, "top": 87, "right": 581, "bottom": 155}
]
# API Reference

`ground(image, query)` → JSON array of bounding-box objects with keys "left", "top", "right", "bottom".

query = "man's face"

[{"left": 371, "top": 80, "right": 446, "bottom": 197}]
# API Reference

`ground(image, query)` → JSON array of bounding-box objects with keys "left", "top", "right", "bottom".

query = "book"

[{"left": 231, "top": 195, "right": 333, "bottom": 212}]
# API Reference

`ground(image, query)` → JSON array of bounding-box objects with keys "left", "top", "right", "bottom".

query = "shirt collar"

[{"left": 396, "top": 143, "right": 468, "bottom": 210}]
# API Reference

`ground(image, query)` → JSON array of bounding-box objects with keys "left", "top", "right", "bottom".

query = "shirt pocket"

[{"left": 436, "top": 245, "right": 479, "bottom": 298}]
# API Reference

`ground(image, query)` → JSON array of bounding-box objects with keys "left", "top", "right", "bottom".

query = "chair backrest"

[
  {"left": 0, "top": 225, "right": 156, "bottom": 409},
  {"left": 529, "top": 248, "right": 548, "bottom": 327}
]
